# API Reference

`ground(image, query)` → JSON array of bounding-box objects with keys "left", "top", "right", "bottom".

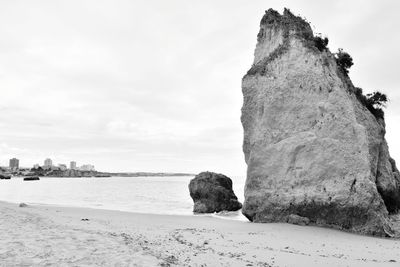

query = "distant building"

[
  {"left": 9, "top": 158, "right": 19, "bottom": 170},
  {"left": 58, "top": 164, "right": 67, "bottom": 171},
  {"left": 80, "top": 164, "right": 95, "bottom": 171},
  {"left": 70, "top": 161, "right": 77, "bottom": 170},
  {"left": 44, "top": 158, "right": 53, "bottom": 168},
  {"left": 33, "top": 164, "right": 40, "bottom": 169},
  {"left": 44, "top": 158, "right": 52, "bottom": 167}
]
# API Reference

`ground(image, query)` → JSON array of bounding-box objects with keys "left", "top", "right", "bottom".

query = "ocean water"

[{"left": 0, "top": 176, "right": 247, "bottom": 220}]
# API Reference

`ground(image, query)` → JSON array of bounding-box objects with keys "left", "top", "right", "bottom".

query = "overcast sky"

[{"left": 0, "top": 0, "right": 399, "bottom": 175}]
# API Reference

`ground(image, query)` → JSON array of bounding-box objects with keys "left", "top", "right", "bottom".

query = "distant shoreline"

[
  {"left": 105, "top": 172, "right": 195, "bottom": 177},
  {"left": 10, "top": 169, "right": 195, "bottom": 178}
]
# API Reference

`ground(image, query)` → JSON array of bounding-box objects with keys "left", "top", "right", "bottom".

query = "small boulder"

[
  {"left": 0, "top": 174, "right": 11, "bottom": 179},
  {"left": 19, "top": 203, "right": 28, "bottom": 208},
  {"left": 189, "top": 172, "right": 242, "bottom": 213}
]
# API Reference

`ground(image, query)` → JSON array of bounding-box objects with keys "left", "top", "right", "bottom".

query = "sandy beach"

[{"left": 0, "top": 201, "right": 399, "bottom": 266}]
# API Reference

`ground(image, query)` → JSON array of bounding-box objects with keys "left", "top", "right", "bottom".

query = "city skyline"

[{"left": 2, "top": 157, "right": 95, "bottom": 171}]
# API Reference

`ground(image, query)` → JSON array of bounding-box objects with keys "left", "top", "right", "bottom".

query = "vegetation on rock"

[
  {"left": 366, "top": 91, "right": 388, "bottom": 108},
  {"left": 248, "top": 9, "right": 316, "bottom": 76},
  {"left": 248, "top": 9, "right": 332, "bottom": 76},
  {"left": 248, "top": 8, "right": 390, "bottom": 121},
  {"left": 354, "top": 88, "right": 388, "bottom": 119},
  {"left": 260, "top": 8, "right": 313, "bottom": 41},
  {"left": 313, "top": 34, "right": 329, "bottom": 51},
  {"left": 335, "top": 48, "right": 353, "bottom": 74}
]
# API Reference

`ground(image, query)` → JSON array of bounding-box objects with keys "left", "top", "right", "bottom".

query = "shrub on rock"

[{"left": 335, "top": 48, "right": 353, "bottom": 74}]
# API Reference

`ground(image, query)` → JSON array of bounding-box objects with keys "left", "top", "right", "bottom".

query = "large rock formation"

[
  {"left": 241, "top": 8, "right": 400, "bottom": 236},
  {"left": 189, "top": 172, "right": 242, "bottom": 213}
]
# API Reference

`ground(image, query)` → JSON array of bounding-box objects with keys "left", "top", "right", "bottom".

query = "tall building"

[
  {"left": 44, "top": 158, "right": 53, "bottom": 167},
  {"left": 9, "top": 158, "right": 19, "bottom": 169},
  {"left": 70, "top": 161, "right": 77, "bottom": 170},
  {"left": 80, "top": 164, "right": 95, "bottom": 171}
]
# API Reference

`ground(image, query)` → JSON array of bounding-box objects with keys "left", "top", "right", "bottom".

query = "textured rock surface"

[
  {"left": 241, "top": 8, "right": 400, "bottom": 236},
  {"left": 189, "top": 172, "right": 242, "bottom": 213},
  {"left": 287, "top": 214, "right": 310, "bottom": 226}
]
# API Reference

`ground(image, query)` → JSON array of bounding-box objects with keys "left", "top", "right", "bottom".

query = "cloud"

[{"left": 0, "top": 0, "right": 399, "bottom": 176}]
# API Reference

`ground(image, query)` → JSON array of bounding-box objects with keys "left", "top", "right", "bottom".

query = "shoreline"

[
  {"left": 7, "top": 172, "right": 196, "bottom": 178},
  {"left": 1, "top": 201, "right": 400, "bottom": 266},
  {"left": 0, "top": 198, "right": 248, "bottom": 221}
]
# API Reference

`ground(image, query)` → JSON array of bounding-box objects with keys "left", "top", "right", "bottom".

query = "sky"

[{"left": 0, "top": 0, "right": 399, "bottom": 176}]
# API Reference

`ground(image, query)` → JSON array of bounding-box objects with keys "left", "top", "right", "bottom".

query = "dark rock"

[
  {"left": 23, "top": 176, "right": 40, "bottom": 181},
  {"left": 0, "top": 174, "right": 11, "bottom": 179},
  {"left": 19, "top": 203, "right": 28, "bottom": 208},
  {"left": 189, "top": 172, "right": 242, "bottom": 213}
]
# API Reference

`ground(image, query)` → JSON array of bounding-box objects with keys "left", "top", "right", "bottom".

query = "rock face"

[
  {"left": 189, "top": 172, "right": 242, "bottom": 213},
  {"left": 241, "top": 8, "right": 400, "bottom": 236}
]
